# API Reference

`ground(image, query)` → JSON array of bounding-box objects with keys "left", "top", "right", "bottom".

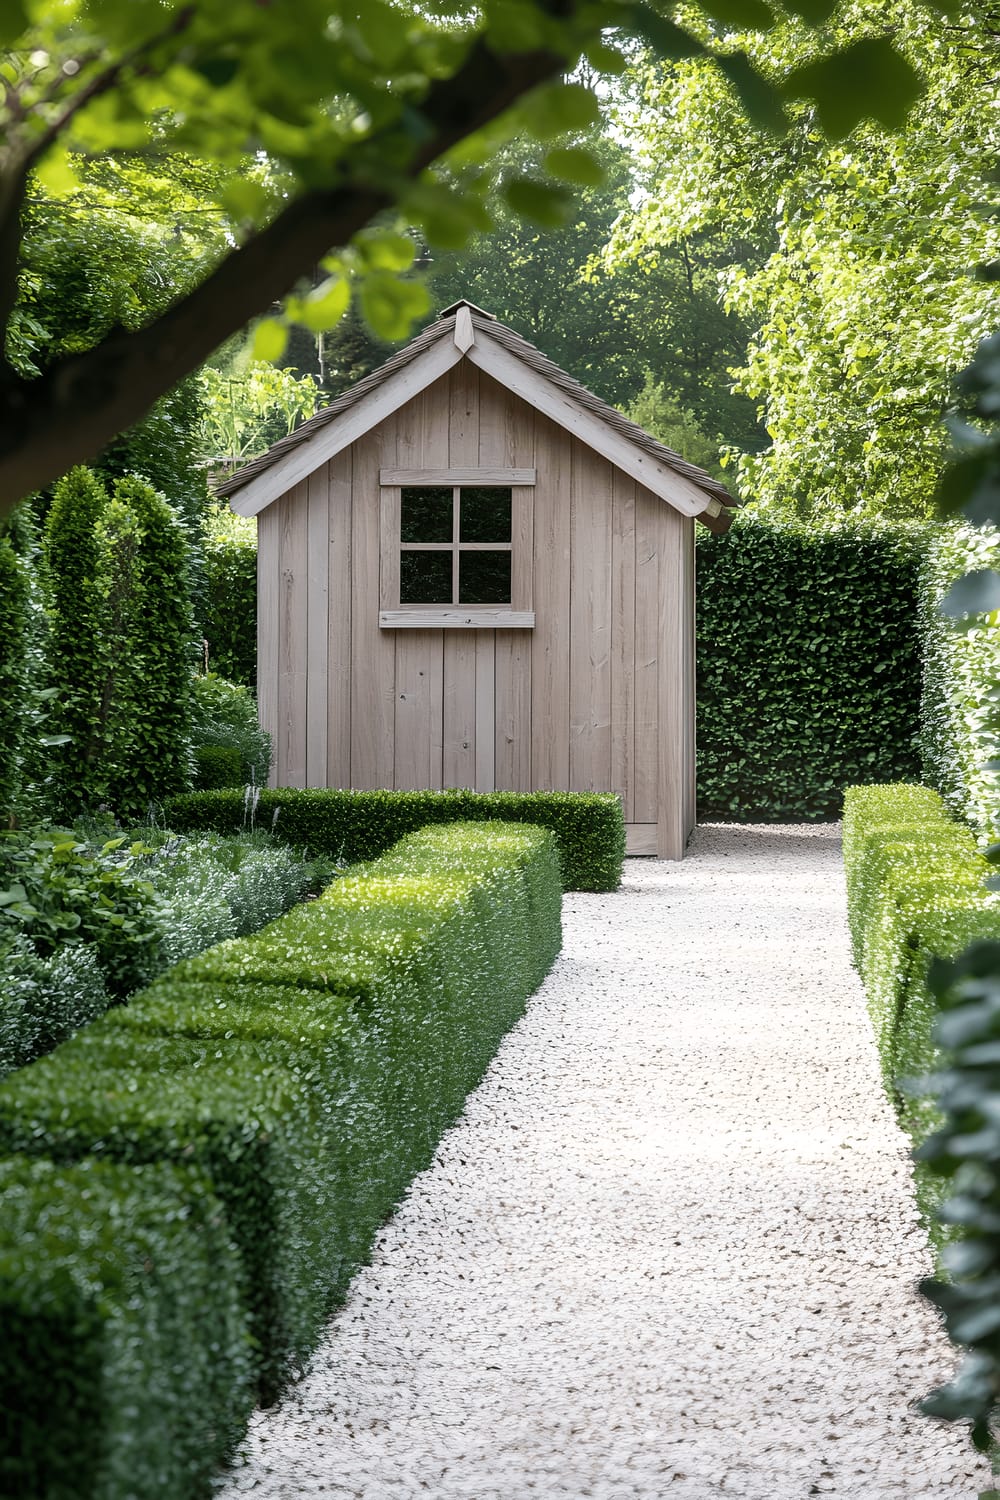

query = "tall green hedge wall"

[
  {"left": 918, "top": 521, "right": 1000, "bottom": 845},
  {"left": 696, "top": 518, "right": 925, "bottom": 821}
]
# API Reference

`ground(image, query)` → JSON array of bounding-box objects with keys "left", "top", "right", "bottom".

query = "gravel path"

[{"left": 216, "top": 823, "right": 991, "bottom": 1500}]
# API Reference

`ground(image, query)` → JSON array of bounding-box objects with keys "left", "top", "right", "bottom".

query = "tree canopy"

[
  {"left": 0, "top": 0, "right": 946, "bottom": 517},
  {"left": 608, "top": 1, "right": 1000, "bottom": 520}
]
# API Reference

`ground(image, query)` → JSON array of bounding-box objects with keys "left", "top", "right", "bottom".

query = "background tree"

[
  {"left": 427, "top": 128, "right": 766, "bottom": 461},
  {"left": 98, "top": 476, "right": 194, "bottom": 819},
  {"left": 0, "top": 0, "right": 930, "bottom": 516},
  {"left": 608, "top": 0, "right": 1000, "bottom": 521},
  {"left": 42, "top": 467, "right": 110, "bottom": 821},
  {"left": 0, "top": 536, "right": 27, "bottom": 819}
]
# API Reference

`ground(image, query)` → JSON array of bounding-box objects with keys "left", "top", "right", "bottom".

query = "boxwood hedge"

[
  {"left": 163, "top": 786, "right": 624, "bottom": 891},
  {"left": 697, "top": 519, "right": 924, "bottom": 821},
  {"left": 842, "top": 783, "right": 1000, "bottom": 1231},
  {"left": 0, "top": 1156, "right": 251, "bottom": 1500},
  {"left": 0, "top": 821, "right": 563, "bottom": 1491}
]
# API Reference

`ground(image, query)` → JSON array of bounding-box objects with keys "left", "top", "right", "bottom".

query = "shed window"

[
  {"left": 379, "top": 470, "right": 534, "bottom": 629},
  {"left": 399, "top": 485, "right": 512, "bottom": 605}
]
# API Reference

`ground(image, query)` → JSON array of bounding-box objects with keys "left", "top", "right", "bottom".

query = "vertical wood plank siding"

[
  {"left": 350, "top": 427, "right": 395, "bottom": 788},
  {"left": 611, "top": 469, "right": 636, "bottom": 821},
  {"left": 277, "top": 481, "right": 308, "bottom": 786},
  {"left": 257, "top": 505, "right": 280, "bottom": 789},
  {"left": 255, "top": 360, "right": 697, "bottom": 854},
  {"left": 305, "top": 465, "right": 330, "bottom": 786},
  {"left": 326, "top": 451, "right": 352, "bottom": 787},
  {"left": 530, "top": 417, "right": 571, "bottom": 792},
  {"left": 444, "top": 364, "right": 481, "bottom": 788},
  {"left": 633, "top": 486, "right": 661, "bottom": 824},
  {"left": 569, "top": 444, "right": 612, "bottom": 793}
]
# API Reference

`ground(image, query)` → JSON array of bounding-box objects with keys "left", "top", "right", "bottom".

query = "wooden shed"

[{"left": 218, "top": 301, "right": 735, "bottom": 858}]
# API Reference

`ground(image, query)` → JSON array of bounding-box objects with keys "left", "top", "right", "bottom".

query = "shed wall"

[{"left": 257, "top": 364, "right": 696, "bottom": 855}]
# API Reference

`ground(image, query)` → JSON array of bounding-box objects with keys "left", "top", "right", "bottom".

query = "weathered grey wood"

[
  {"left": 379, "top": 468, "right": 535, "bottom": 486},
  {"left": 480, "top": 376, "right": 533, "bottom": 791},
  {"left": 452, "top": 302, "right": 475, "bottom": 352},
  {"left": 443, "top": 629, "right": 477, "bottom": 789},
  {"left": 467, "top": 337, "right": 710, "bottom": 519},
  {"left": 611, "top": 469, "right": 636, "bottom": 820},
  {"left": 379, "top": 609, "right": 534, "bottom": 629},
  {"left": 449, "top": 363, "right": 480, "bottom": 468},
  {"left": 257, "top": 505, "right": 280, "bottom": 788},
  {"left": 252, "top": 329, "right": 709, "bottom": 852},
  {"left": 626, "top": 823, "right": 658, "bottom": 856},
  {"left": 305, "top": 464, "right": 330, "bottom": 787},
  {"left": 475, "top": 632, "right": 495, "bottom": 792},
  {"left": 394, "top": 631, "right": 444, "bottom": 790},
  {"left": 326, "top": 450, "right": 352, "bottom": 788},
  {"left": 530, "top": 416, "right": 571, "bottom": 792},
  {"left": 657, "top": 503, "right": 690, "bottom": 859},
  {"left": 230, "top": 337, "right": 463, "bottom": 517},
  {"left": 278, "top": 482, "right": 308, "bottom": 787},
  {"left": 569, "top": 445, "right": 612, "bottom": 793},
  {"left": 378, "top": 487, "right": 401, "bottom": 611},
  {"left": 682, "top": 517, "right": 697, "bottom": 839},
  {"left": 633, "top": 486, "right": 660, "bottom": 824},
  {"left": 350, "top": 428, "right": 395, "bottom": 788},
  {"left": 442, "top": 366, "right": 482, "bottom": 791}
]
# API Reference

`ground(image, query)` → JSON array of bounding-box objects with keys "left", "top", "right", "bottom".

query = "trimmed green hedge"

[
  {"left": 842, "top": 783, "right": 1000, "bottom": 1228},
  {"left": 697, "top": 519, "right": 924, "bottom": 821},
  {"left": 163, "top": 787, "right": 624, "bottom": 892},
  {"left": 0, "top": 1156, "right": 251, "bottom": 1500},
  {"left": 0, "top": 821, "right": 562, "bottom": 1491},
  {"left": 918, "top": 521, "right": 1000, "bottom": 845},
  {"left": 194, "top": 743, "right": 243, "bottom": 789}
]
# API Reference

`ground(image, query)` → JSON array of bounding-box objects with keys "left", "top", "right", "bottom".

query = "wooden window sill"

[{"left": 379, "top": 609, "right": 535, "bottom": 630}]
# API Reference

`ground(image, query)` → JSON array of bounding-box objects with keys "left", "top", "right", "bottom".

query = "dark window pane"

[
  {"left": 401, "top": 551, "right": 453, "bottom": 604},
  {"left": 401, "top": 487, "right": 453, "bottom": 543},
  {"left": 460, "top": 487, "right": 512, "bottom": 543},
  {"left": 460, "top": 551, "right": 511, "bottom": 604}
]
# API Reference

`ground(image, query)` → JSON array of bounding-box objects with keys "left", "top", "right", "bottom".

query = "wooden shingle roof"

[{"left": 218, "top": 302, "right": 737, "bottom": 533}]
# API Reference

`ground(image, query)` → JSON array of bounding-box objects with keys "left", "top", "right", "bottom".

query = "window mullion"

[{"left": 452, "top": 487, "right": 460, "bottom": 605}]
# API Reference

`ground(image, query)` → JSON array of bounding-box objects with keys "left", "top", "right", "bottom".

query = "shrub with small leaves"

[
  {"left": 842, "top": 783, "right": 1000, "bottom": 1238},
  {"left": 918, "top": 521, "right": 1000, "bottom": 846},
  {"left": 0, "top": 1155, "right": 252, "bottom": 1500},
  {"left": 912, "top": 941, "right": 1000, "bottom": 1450},
  {"left": 202, "top": 504, "right": 257, "bottom": 686},
  {"left": 697, "top": 517, "right": 925, "bottom": 820},
  {"left": 0, "top": 820, "right": 562, "bottom": 1443},
  {"left": 163, "top": 786, "right": 625, "bottom": 891},
  {"left": 0, "top": 536, "right": 28, "bottom": 818},
  {"left": 42, "top": 467, "right": 109, "bottom": 819},
  {"left": 189, "top": 672, "right": 270, "bottom": 787},
  {"left": 98, "top": 477, "right": 195, "bottom": 820},
  {"left": 0, "top": 935, "right": 107, "bottom": 1079}
]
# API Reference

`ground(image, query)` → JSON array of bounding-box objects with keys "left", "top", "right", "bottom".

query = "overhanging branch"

[{"left": 0, "top": 32, "right": 570, "bottom": 514}]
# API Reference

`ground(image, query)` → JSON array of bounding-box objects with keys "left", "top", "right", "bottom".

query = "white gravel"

[{"left": 216, "top": 823, "right": 992, "bottom": 1500}]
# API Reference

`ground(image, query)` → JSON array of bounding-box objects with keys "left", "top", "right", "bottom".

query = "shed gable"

[{"left": 221, "top": 303, "right": 734, "bottom": 535}]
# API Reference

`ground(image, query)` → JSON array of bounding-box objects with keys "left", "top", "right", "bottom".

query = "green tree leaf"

[
  {"left": 782, "top": 38, "right": 923, "bottom": 138},
  {"left": 359, "top": 273, "right": 430, "bottom": 341},
  {"left": 543, "top": 146, "right": 606, "bottom": 187},
  {"left": 502, "top": 177, "right": 573, "bottom": 226},
  {"left": 251, "top": 318, "right": 289, "bottom": 363}
]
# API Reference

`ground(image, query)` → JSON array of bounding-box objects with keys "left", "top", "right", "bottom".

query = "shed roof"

[{"left": 218, "top": 302, "right": 738, "bottom": 533}]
